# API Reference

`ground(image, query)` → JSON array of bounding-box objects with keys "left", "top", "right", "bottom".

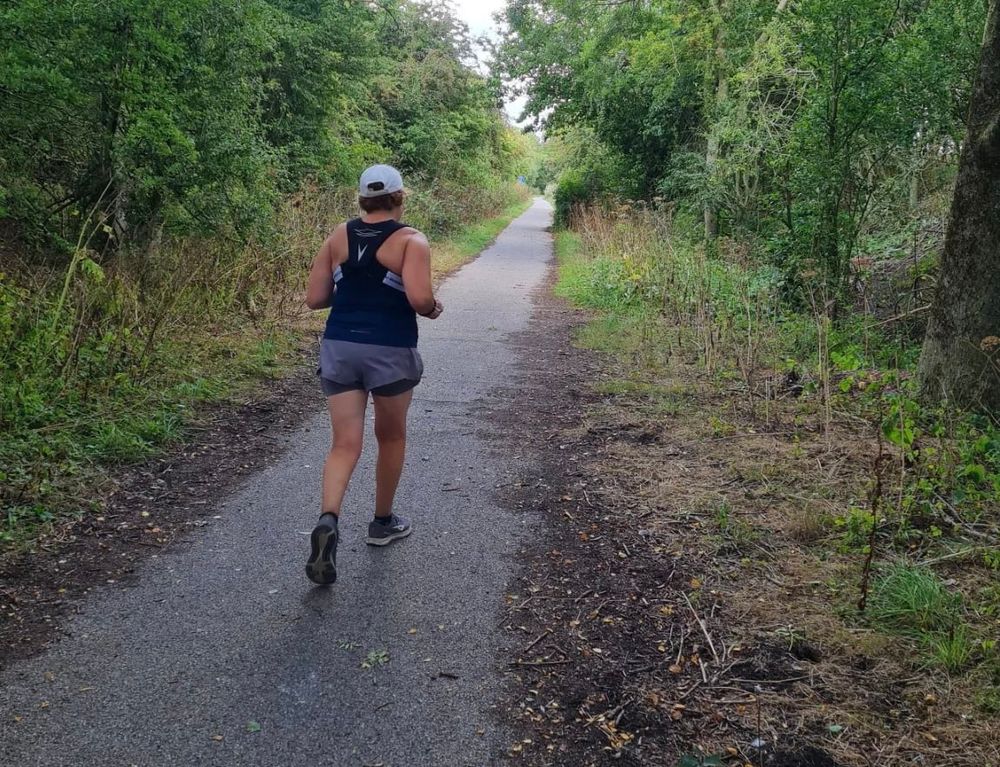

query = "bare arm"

[
  {"left": 401, "top": 232, "right": 442, "bottom": 318},
  {"left": 305, "top": 226, "right": 345, "bottom": 310}
]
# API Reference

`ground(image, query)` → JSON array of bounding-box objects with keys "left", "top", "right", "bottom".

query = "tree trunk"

[
  {"left": 917, "top": 2, "right": 1000, "bottom": 413},
  {"left": 704, "top": 131, "right": 721, "bottom": 241},
  {"left": 704, "top": 0, "right": 729, "bottom": 242},
  {"left": 703, "top": 0, "right": 788, "bottom": 242}
]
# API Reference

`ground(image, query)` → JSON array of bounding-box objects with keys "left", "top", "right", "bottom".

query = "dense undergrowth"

[{"left": 553, "top": 206, "right": 1000, "bottom": 717}]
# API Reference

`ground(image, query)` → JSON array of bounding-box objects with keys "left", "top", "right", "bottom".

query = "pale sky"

[
  {"left": 450, "top": 0, "right": 529, "bottom": 125},
  {"left": 452, "top": 0, "right": 507, "bottom": 38}
]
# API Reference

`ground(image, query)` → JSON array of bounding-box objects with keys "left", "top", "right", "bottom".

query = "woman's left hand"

[{"left": 423, "top": 299, "right": 444, "bottom": 320}]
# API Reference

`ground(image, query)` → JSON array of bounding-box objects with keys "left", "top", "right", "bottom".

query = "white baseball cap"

[{"left": 359, "top": 164, "right": 404, "bottom": 198}]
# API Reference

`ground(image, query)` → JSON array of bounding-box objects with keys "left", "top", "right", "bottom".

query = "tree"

[
  {"left": 703, "top": 0, "right": 730, "bottom": 241},
  {"left": 0, "top": 0, "right": 516, "bottom": 256},
  {"left": 917, "top": 0, "right": 1000, "bottom": 413}
]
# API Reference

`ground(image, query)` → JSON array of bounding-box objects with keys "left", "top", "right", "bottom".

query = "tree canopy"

[
  {"left": 0, "top": 0, "right": 519, "bottom": 255},
  {"left": 498, "top": 0, "right": 985, "bottom": 291}
]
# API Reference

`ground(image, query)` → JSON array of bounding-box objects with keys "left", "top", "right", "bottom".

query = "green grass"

[
  {"left": 976, "top": 683, "right": 1000, "bottom": 714},
  {"left": 554, "top": 230, "right": 655, "bottom": 356},
  {"left": 554, "top": 228, "right": 609, "bottom": 308},
  {"left": 864, "top": 561, "right": 983, "bottom": 673},
  {"left": 594, "top": 378, "right": 666, "bottom": 396},
  {"left": 574, "top": 312, "right": 652, "bottom": 353},
  {"left": 555, "top": 233, "right": 653, "bottom": 312},
  {"left": 0, "top": 329, "right": 297, "bottom": 548},
  {"left": 556, "top": 228, "right": 694, "bottom": 415},
  {"left": 713, "top": 499, "right": 761, "bottom": 553},
  {"left": 593, "top": 378, "right": 687, "bottom": 417},
  {"left": 554, "top": 229, "right": 582, "bottom": 263},
  {"left": 925, "top": 625, "right": 976, "bottom": 673},
  {"left": 868, "top": 562, "right": 961, "bottom": 634}
]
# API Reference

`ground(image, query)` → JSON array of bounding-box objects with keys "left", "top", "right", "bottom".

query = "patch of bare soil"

[
  {"left": 0, "top": 339, "right": 321, "bottom": 669},
  {"left": 487, "top": 274, "right": 999, "bottom": 766}
]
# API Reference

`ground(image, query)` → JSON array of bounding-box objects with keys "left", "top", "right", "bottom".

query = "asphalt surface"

[{"left": 0, "top": 199, "right": 554, "bottom": 767}]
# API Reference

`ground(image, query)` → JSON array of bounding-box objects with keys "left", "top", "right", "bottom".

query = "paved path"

[{"left": 0, "top": 199, "right": 553, "bottom": 766}]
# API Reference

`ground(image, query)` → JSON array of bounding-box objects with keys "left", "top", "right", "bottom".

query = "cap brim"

[{"left": 359, "top": 186, "right": 405, "bottom": 198}]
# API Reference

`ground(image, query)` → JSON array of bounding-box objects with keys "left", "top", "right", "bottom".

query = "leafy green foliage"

[
  {"left": 501, "top": 0, "right": 985, "bottom": 295},
  {"left": 848, "top": 376, "right": 1000, "bottom": 544},
  {"left": 834, "top": 506, "right": 876, "bottom": 552},
  {"left": 1, "top": 0, "right": 522, "bottom": 250},
  {"left": 677, "top": 754, "right": 725, "bottom": 767},
  {"left": 361, "top": 648, "right": 390, "bottom": 670}
]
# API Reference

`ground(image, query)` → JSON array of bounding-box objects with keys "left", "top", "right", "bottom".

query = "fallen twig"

[
  {"left": 684, "top": 593, "right": 720, "bottom": 665},
  {"left": 679, "top": 680, "right": 703, "bottom": 700},
  {"left": 935, "top": 494, "right": 995, "bottom": 541},
  {"left": 508, "top": 659, "right": 573, "bottom": 668},
  {"left": 732, "top": 675, "right": 811, "bottom": 685},
  {"left": 866, "top": 304, "right": 930, "bottom": 328},
  {"left": 919, "top": 547, "right": 983, "bottom": 567},
  {"left": 524, "top": 629, "right": 552, "bottom": 653}
]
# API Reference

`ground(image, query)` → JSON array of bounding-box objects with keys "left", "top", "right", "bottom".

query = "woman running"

[{"left": 303, "top": 164, "right": 443, "bottom": 585}]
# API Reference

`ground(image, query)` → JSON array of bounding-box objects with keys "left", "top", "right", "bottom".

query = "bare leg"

[
  {"left": 321, "top": 390, "right": 368, "bottom": 516},
  {"left": 372, "top": 390, "right": 414, "bottom": 518}
]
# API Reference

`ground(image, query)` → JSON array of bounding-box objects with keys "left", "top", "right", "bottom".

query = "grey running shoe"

[
  {"left": 306, "top": 514, "right": 338, "bottom": 584},
  {"left": 366, "top": 514, "right": 412, "bottom": 546}
]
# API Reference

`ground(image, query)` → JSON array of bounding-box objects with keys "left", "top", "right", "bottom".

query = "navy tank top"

[{"left": 323, "top": 218, "right": 418, "bottom": 348}]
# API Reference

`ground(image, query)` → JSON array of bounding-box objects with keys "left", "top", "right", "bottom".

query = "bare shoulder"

[
  {"left": 401, "top": 227, "right": 429, "bottom": 249},
  {"left": 331, "top": 222, "right": 349, "bottom": 241},
  {"left": 323, "top": 222, "right": 349, "bottom": 247}
]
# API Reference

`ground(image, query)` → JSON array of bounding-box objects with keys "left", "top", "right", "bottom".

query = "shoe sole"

[
  {"left": 305, "top": 525, "right": 338, "bottom": 584},
  {"left": 365, "top": 527, "right": 412, "bottom": 547}
]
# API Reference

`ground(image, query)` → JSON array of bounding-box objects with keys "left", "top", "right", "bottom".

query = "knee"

[
  {"left": 331, "top": 434, "right": 363, "bottom": 461},
  {"left": 374, "top": 420, "right": 406, "bottom": 445}
]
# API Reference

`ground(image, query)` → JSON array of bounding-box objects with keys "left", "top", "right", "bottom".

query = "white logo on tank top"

[{"left": 357, "top": 244, "right": 368, "bottom": 262}]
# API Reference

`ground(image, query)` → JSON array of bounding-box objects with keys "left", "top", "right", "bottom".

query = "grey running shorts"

[{"left": 318, "top": 339, "right": 423, "bottom": 397}]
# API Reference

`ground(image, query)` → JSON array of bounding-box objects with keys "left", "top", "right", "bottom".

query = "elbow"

[
  {"left": 410, "top": 298, "right": 434, "bottom": 315},
  {"left": 305, "top": 293, "right": 328, "bottom": 311},
  {"left": 306, "top": 283, "right": 335, "bottom": 310},
  {"left": 406, "top": 290, "right": 435, "bottom": 315}
]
